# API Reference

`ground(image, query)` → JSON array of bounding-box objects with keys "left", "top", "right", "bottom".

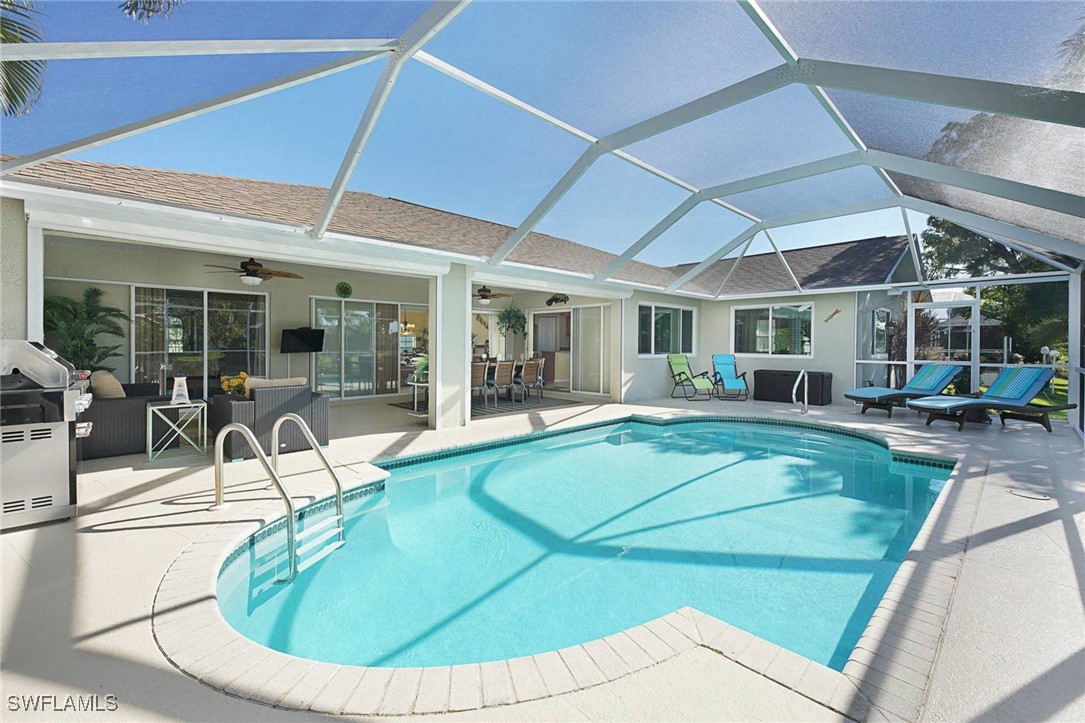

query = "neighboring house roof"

[
  {"left": 8, "top": 157, "right": 907, "bottom": 295},
  {"left": 670, "top": 236, "right": 911, "bottom": 296}
]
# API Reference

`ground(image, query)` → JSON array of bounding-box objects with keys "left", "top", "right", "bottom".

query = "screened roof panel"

[
  {"left": 829, "top": 90, "right": 1085, "bottom": 196},
  {"left": 344, "top": 61, "right": 589, "bottom": 228},
  {"left": 716, "top": 234, "right": 798, "bottom": 295},
  {"left": 890, "top": 172, "right": 1085, "bottom": 248},
  {"left": 624, "top": 85, "right": 857, "bottom": 189},
  {"left": 0, "top": 53, "right": 353, "bottom": 157},
  {"left": 916, "top": 223, "right": 1064, "bottom": 279},
  {"left": 760, "top": 0, "right": 1084, "bottom": 92},
  {"left": 722, "top": 166, "right": 895, "bottom": 221},
  {"left": 72, "top": 62, "right": 383, "bottom": 188},
  {"left": 767, "top": 208, "right": 910, "bottom": 251},
  {"left": 533, "top": 154, "right": 689, "bottom": 257},
  {"left": 425, "top": 0, "right": 783, "bottom": 137},
  {"left": 632, "top": 202, "right": 753, "bottom": 268},
  {"left": 35, "top": 1, "right": 424, "bottom": 42}
]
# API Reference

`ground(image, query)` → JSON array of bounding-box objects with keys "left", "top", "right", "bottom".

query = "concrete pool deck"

[{"left": 2, "top": 398, "right": 1082, "bottom": 721}]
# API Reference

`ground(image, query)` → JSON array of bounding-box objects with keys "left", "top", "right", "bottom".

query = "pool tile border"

[{"left": 152, "top": 412, "right": 973, "bottom": 720}]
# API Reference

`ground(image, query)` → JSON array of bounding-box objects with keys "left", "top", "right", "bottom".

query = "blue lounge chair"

[
  {"left": 907, "top": 367, "right": 1073, "bottom": 432},
  {"left": 844, "top": 364, "right": 963, "bottom": 418},
  {"left": 668, "top": 354, "right": 715, "bottom": 401},
  {"left": 711, "top": 354, "right": 749, "bottom": 401}
]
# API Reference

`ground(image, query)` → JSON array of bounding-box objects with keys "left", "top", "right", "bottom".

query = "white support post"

[
  {"left": 701, "top": 151, "right": 863, "bottom": 199},
  {"left": 311, "top": 0, "right": 473, "bottom": 239},
  {"left": 739, "top": 1, "right": 901, "bottom": 197},
  {"left": 427, "top": 264, "right": 471, "bottom": 430},
  {"left": 0, "top": 51, "right": 390, "bottom": 177},
  {"left": 900, "top": 196, "right": 1085, "bottom": 260},
  {"left": 801, "top": 58, "right": 1084, "bottom": 127},
  {"left": 716, "top": 237, "right": 755, "bottom": 296},
  {"left": 1068, "top": 271, "right": 1083, "bottom": 442},
  {"left": 765, "top": 229, "right": 802, "bottom": 292},
  {"left": 956, "top": 223, "right": 1081, "bottom": 274},
  {"left": 595, "top": 193, "right": 704, "bottom": 281},
  {"left": 665, "top": 224, "right": 762, "bottom": 293},
  {"left": 900, "top": 206, "right": 926, "bottom": 284},
  {"left": 868, "top": 150, "right": 1084, "bottom": 217},
  {"left": 26, "top": 224, "right": 44, "bottom": 342},
  {"left": 489, "top": 63, "right": 790, "bottom": 265},
  {"left": 3, "top": 38, "right": 397, "bottom": 61},
  {"left": 488, "top": 144, "right": 606, "bottom": 264}
]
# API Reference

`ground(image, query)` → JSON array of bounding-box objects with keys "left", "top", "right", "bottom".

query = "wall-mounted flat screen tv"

[{"left": 280, "top": 327, "right": 325, "bottom": 354}]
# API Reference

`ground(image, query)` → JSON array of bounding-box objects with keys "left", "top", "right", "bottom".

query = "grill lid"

[{"left": 0, "top": 341, "right": 75, "bottom": 391}]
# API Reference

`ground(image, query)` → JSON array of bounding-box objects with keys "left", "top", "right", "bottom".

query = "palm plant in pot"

[{"left": 43, "top": 287, "right": 130, "bottom": 372}]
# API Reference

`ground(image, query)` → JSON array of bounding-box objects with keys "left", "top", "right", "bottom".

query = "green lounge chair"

[
  {"left": 711, "top": 354, "right": 749, "bottom": 401},
  {"left": 844, "top": 364, "right": 963, "bottom": 417},
  {"left": 907, "top": 367, "right": 1074, "bottom": 432},
  {"left": 668, "top": 354, "right": 715, "bottom": 401}
]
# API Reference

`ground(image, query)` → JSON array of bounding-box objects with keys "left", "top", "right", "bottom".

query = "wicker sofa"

[
  {"left": 209, "top": 384, "right": 330, "bottom": 460},
  {"left": 79, "top": 383, "right": 172, "bottom": 460}
]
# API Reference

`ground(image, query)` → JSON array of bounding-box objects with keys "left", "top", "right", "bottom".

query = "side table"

[{"left": 147, "top": 399, "right": 208, "bottom": 461}]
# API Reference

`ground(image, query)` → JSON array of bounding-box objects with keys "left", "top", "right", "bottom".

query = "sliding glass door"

[
  {"left": 571, "top": 306, "right": 610, "bottom": 395},
  {"left": 134, "top": 286, "right": 266, "bottom": 398},
  {"left": 311, "top": 298, "right": 404, "bottom": 399}
]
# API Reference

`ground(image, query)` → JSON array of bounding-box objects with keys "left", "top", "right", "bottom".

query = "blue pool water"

[{"left": 217, "top": 420, "right": 951, "bottom": 670}]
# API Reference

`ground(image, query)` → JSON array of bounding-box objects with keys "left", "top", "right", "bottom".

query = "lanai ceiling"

[{"left": 1, "top": 0, "right": 1083, "bottom": 297}]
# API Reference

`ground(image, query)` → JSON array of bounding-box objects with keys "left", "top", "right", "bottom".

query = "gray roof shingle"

[{"left": 8, "top": 157, "right": 908, "bottom": 294}]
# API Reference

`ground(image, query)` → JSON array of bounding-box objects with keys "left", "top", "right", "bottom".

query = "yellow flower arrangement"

[{"left": 221, "top": 371, "right": 249, "bottom": 395}]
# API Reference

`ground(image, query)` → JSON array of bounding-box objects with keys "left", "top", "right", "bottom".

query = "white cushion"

[{"left": 243, "top": 376, "right": 308, "bottom": 398}]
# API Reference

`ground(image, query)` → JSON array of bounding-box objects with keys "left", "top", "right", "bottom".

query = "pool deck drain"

[{"left": 151, "top": 414, "right": 978, "bottom": 721}]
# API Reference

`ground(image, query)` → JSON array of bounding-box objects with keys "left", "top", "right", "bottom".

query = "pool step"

[
  {"left": 297, "top": 539, "right": 344, "bottom": 574},
  {"left": 296, "top": 526, "right": 343, "bottom": 558},
  {"left": 296, "top": 514, "right": 342, "bottom": 543}
]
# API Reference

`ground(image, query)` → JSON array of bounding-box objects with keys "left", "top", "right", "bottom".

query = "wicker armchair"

[
  {"left": 79, "top": 383, "right": 172, "bottom": 460},
  {"left": 209, "top": 385, "right": 330, "bottom": 460}
]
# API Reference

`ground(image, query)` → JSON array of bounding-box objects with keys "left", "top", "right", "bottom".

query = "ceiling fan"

[
  {"left": 203, "top": 258, "right": 303, "bottom": 286},
  {"left": 473, "top": 285, "right": 513, "bottom": 305}
]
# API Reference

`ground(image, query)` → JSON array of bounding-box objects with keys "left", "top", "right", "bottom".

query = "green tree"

[
  {"left": 920, "top": 218, "right": 1068, "bottom": 362},
  {"left": 0, "top": 0, "right": 185, "bottom": 116},
  {"left": 43, "top": 287, "right": 131, "bottom": 372},
  {"left": 0, "top": 0, "right": 45, "bottom": 117}
]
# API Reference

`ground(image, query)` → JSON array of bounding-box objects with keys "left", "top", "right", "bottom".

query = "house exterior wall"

[
  {"left": 622, "top": 291, "right": 703, "bottom": 403},
  {"left": 700, "top": 291, "right": 858, "bottom": 405},
  {"left": 1, "top": 198, "right": 28, "bottom": 339},
  {"left": 42, "top": 233, "right": 429, "bottom": 386}
]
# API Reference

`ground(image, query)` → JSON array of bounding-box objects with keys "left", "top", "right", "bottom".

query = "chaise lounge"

[
  {"left": 668, "top": 354, "right": 716, "bottom": 401},
  {"left": 711, "top": 354, "right": 749, "bottom": 401},
  {"left": 844, "top": 364, "right": 963, "bottom": 417},
  {"left": 906, "top": 366, "right": 1074, "bottom": 432}
]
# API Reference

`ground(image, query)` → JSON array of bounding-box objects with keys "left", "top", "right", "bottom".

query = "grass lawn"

[{"left": 1030, "top": 377, "right": 1070, "bottom": 420}]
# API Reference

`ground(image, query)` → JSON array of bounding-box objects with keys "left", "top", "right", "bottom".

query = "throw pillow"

[
  {"left": 243, "top": 376, "right": 308, "bottom": 398},
  {"left": 90, "top": 370, "right": 126, "bottom": 399}
]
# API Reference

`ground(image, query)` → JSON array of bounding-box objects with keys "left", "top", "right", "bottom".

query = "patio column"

[
  {"left": 427, "top": 263, "right": 471, "bottom": 430},
  {"left": 0, "top": 198, "right": 29, "bottom": 340}
]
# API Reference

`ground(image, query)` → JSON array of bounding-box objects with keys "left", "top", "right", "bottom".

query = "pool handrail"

[
  {"left": 212, "top": 422, "right": 298, "bottom": 584},
  {"left": 792, "top": 369, "right": 809, "bottom": 415},
  {"left": 270, "top": 413, "right": 345, "bottom": 546}
]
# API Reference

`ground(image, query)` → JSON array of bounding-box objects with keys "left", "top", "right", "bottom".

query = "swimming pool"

[{"left": 217, "top": 418, "right": 952, "bottom": 671}]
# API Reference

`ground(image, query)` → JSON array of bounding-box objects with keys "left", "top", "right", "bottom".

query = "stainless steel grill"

[{"left": 0, "top": 341, "right": 92, "bottom": 530}]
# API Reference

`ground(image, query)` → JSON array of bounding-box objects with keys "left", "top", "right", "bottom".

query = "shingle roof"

[
  {"left": 8, "top": 157, "right": 907, "bottom": 294},
  {"left": 670, "top": 236, "right": 910, "bottom": 296}
]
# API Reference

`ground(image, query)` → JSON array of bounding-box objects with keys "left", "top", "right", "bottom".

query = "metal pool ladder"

[
  {"left": 792, "top": 369, "right": 809, "bottom": 415},
  {"left": 212, "top": 414, "right": 346, "bottom": 585}
]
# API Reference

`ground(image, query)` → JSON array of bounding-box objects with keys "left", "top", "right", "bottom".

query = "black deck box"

[{"left": 753, "top": 369, "right": 833, "bottom": 406}]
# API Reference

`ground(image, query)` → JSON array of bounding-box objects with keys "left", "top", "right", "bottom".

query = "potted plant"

[
  {"left": 43, "top": 287, "right": 130, "bottom": 372},
  {"left": 497, "top": 305, "right": 527, "bottom": 338}
]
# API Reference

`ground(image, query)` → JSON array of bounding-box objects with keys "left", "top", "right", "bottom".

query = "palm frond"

[
  {"left": 118, "top": 0, "right": 185, "bottom": 23},
  {"left": 0, "top": 0, "right": 45, "bottom": 117}
]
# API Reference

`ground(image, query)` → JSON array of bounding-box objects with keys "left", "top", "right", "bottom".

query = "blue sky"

[{"left": 21, "top": 1, "right": 1071, "bottom": 266}]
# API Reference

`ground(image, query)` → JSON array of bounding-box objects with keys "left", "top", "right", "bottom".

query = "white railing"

[{"left": 792, "top": 369, "right": 809, "bottom": 415}]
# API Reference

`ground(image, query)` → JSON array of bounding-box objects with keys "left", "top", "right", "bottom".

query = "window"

[
  {"left": 638, "top": 304, "right": 694, "bottom": 356},
  {"left": 733, "top": 304, "right": 812, "bottom": 356},
  {"left": 134, "top": 287, "right": 266, "bottom": 398},
  {"left": 872, "top": 308, "right": 891, "bottom": 357}
]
